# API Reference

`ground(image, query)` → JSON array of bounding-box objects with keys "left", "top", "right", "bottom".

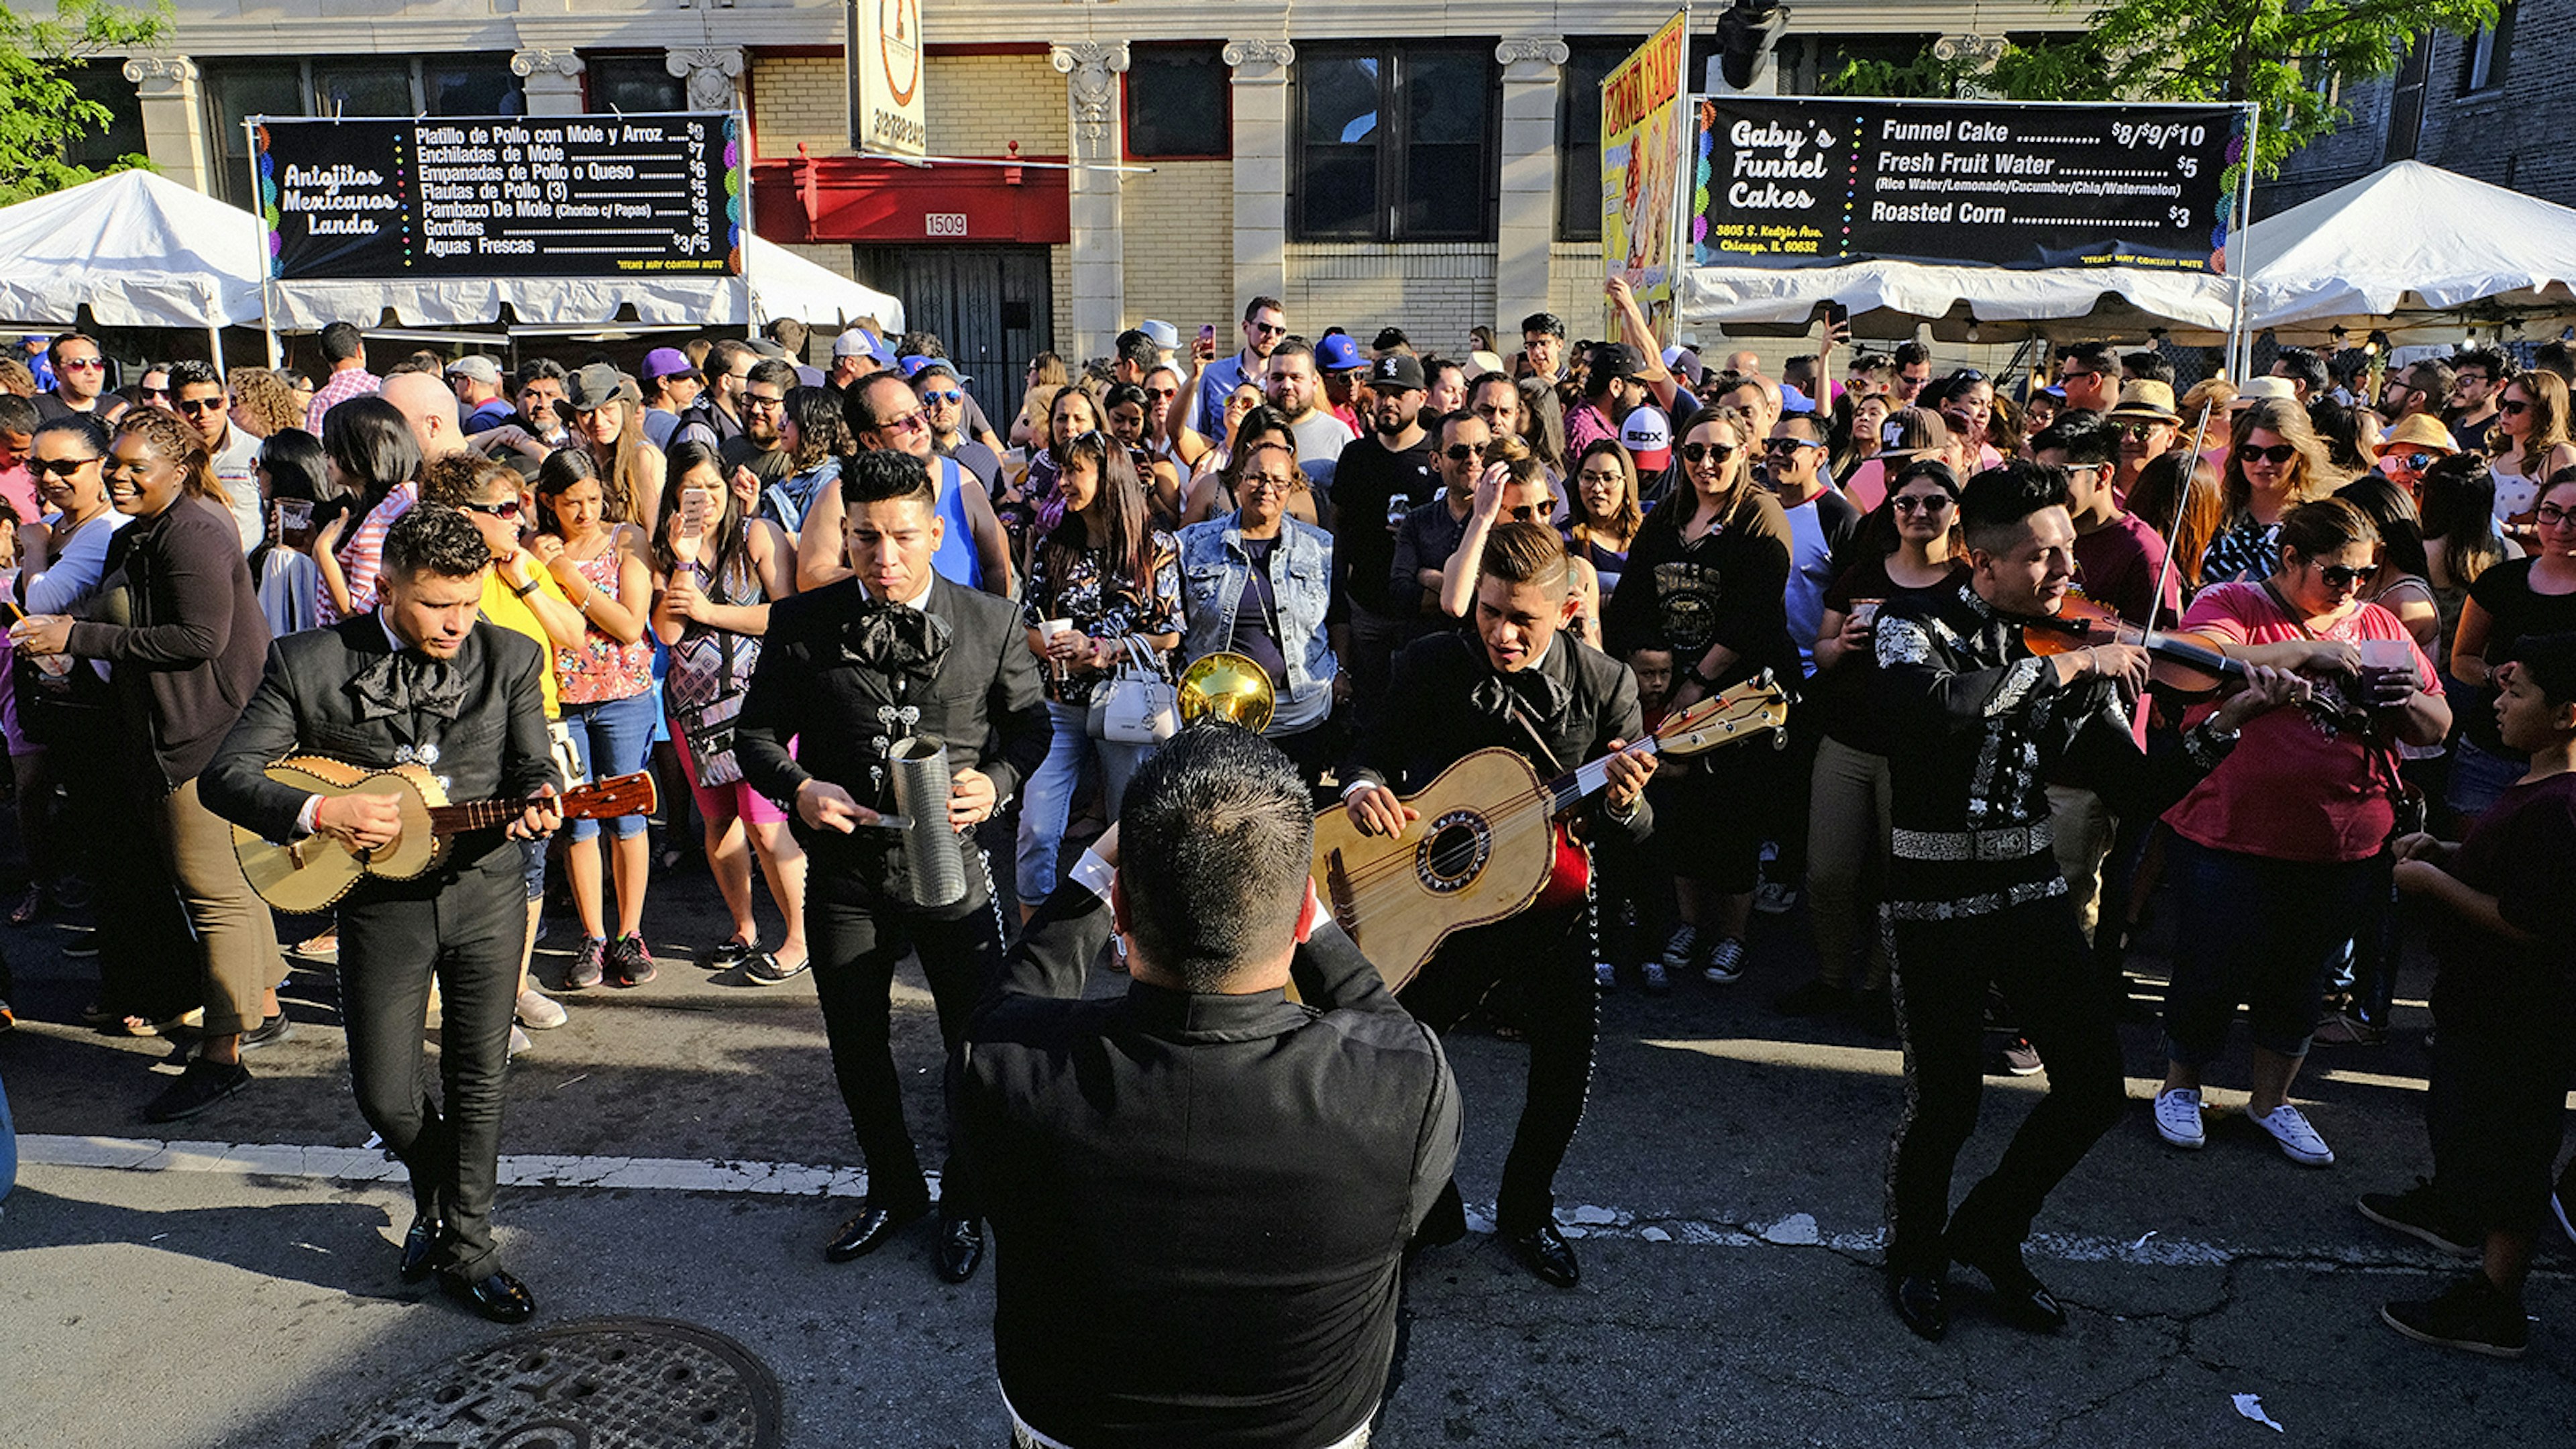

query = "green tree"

[
  {"left": 1821, "top": 0, "right": 2498, "bottom": 177},
  {"left": 0, "top": 0, "right": 174, "bottom": 205}
]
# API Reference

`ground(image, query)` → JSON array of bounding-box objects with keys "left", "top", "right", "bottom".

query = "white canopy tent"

[
  {"left": 1676, "top": 256, "right": 2237, "bottom": 342},
  {"left": 0, "top": 171, "right": 266, "bottom": 360},
  {"left": 2234, "top": 160, "right": 2576, "bottom": 344}
]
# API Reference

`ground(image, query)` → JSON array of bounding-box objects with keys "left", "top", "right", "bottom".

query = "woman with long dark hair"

[
  {"left": 2449, "top": 468, "right": 2576, "bottom": 822},
  {"left": 757, "top": 384, "right": 849, "bottom": 537},
  {"left": 651, "top": 439, "right": 807, "bottom": 985},
  {"left": 1014, "top": 429, "right": 1183, "bottom": 919},
  {"left": 568, "top": 368, "right": 666, "bottom": 528},
  {"left": 2418, "top": 453, "right": 2508, "bottom": 669},
  {"left": 311, "top": 395, "right": 423, "bottom": 623},
  {"left": 2484, "top": 370, "right": 2576, "bottom": 533},
  {"left": 2125, "top": 451, "right": 2229, "bottom": 602},
  {"left": 1566, "top": 439, "right": 1645, "bottom": 597}
]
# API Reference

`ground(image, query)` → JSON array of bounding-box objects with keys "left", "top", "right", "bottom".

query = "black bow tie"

[
  {"left": 1468, "top": 663, "right": 1570, "bottom": 727},
  {"left": 350, "top": 649, "right": 466, "bottom": 721},
  {"left": 839, "top": 598, "right": 953, "bottom": 684}
]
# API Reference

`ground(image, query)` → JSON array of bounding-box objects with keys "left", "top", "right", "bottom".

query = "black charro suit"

[
  {"left": 1344, "top": 628, "right": 1651, "bottom": 1241},
  {"left": 201, "top": 614, "right": 558, "bottom": 1279},
  {"left": 735, "top": 574, "right": 1050, "bottom": 1220}
]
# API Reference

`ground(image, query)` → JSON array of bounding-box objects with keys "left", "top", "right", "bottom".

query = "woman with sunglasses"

[
  {"left": 1179, "top": 405, "right": 1316, "bottom": 529},
  {"left": 2483, "top": 370, "right": 2575, "bottom": 535},
  {"left": 1436, "top": 449, "right": 1603, "bottom": 649},
  {"left": 1780, "top": 458, "right": 1970, "bottom": 1032},
  {"left": 1171, "top": 380, "right": 1267, "bottom": 485},
  {"left": 1603, "top": 409, "right": 1796, "bottom": 987},
  {"left": 2448, "top": 470, "right": 2576, "bottom": 822},
  {"left": 2199, "top": 397, "right": 2346, "bottom": 588},
  {"left": 12, "top": 407, "right": 284, "bottom": 1118},
  {"left": 1175, "top": 438, "right": 1345, "bottom": 792},
  {"left": 1843, "top": 407, "right": 1953, "bottom": 515},
  {"left": 2153, "top": 499, "right": 2449, "bottom": 1167},
  {"left": 1016, "top": 431, "right": 1183, "bottom": 920}
]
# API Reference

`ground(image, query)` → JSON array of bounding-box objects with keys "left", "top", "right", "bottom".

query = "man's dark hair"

[
  {"left": 898, "top": 330, "right": 947, "bottom": 360},
  {"left": 1848, "top": 350, "right": 1892, "bottom": 376},
  {"left": 1960, "top": 460, "right": 2072, "bottom": 553},
  {"left": 1776, "top": 411, "right": 1827, "bottom": 441},
  {"left": 2505, "top": 630, "right": 2576, "bottom": 708},
  {"left": 1269, "top": 337, "right": 1316, "bottom": 369},
  {"left": 0, "top": 394, "right": 42, "bottom": 435},
  {"left": 2454, "top": 345, "right": 2510, "bottom": 384},
  {"left": 1893, "top": 340, "right": 1932, "bottom": 370},
  {"left": 317, "top": 322, "right": 366, "bottom": 365},
  {"left": 165, "top": 360, "right": 223, "bottom": 394},
  {"left": 1372, "top": 327, "right": 1411, "bottom": 353},
  {"left": 2271, "top": 346, "right": 2330, "bottom": 397},
  {"left": 2534, "top": 340, "right": 2576, "bottom": 386},
  {"left": 2033, "top": 411, "right": 2118, "bottom": 470},
  {"left": 2120, "top": 350, "right": 2177, "bottom": 387},
  {"left": 745, "top": 358, "right": 799, "bottom": 394},
  {"left": 1115, "top": 329, "right": 1159, "bottom": 371},
  {"left": 840, "top": 446, "right": 936, "bottom": 511},
  {"left": 764, "top": 317, "right": 810, "bottom": 354},
  {"left": 2404, "top": 358, "right": 2456, "bottom": 400},
  {"left": 1521, "top": 312, "right": 1566, "bottom": 339},
  {"left": 382, "top": 502, "right": 492, "bottom": 582},
  {"left": 1117, "top": 725, "right": 1315, "bottom": 991},
  {"left": 703, "top": 338, "right": 755, "bottom": 380},
  {"left": 2060, "top": 341, "right": 2116, "bottom": 375},
  {"left": 515, "top": 357, "right": 568, "bottom": 391},
  {"left": 1241, "top": 295, "right": 1283, "bottom": 323},
  {"left": 843, "top": 370, "right": 918, "bottom": 436}
]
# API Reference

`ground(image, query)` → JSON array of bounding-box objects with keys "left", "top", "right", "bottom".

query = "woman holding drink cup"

[
  {"left": 651, "top": 441, "right": 807, "bottom": 986},
  {"left": 1778, "top": 458, "right": 1969, "bottom": 1031}
]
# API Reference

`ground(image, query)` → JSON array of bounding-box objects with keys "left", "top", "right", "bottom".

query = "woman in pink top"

[{"left": 2151, "top": 499, "right": 2451, "bottom": 1168}]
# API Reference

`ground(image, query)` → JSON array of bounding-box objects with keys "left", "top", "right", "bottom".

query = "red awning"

[{"left": 753, "top": 146, "right": 1071, "bottom": 246}]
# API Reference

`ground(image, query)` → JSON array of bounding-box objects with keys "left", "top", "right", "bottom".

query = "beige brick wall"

[
  {"left": 1282, "top": 244, "right": 1498, "bottom": 355},
  {"left": 753, "top": 52, "right": 1065, "bottom": 158},
  {"left": 1549, "top": 243, "right": 1608, "bottom": 335},
  {"left": 1118, "top": 160, "right": 1233, "bottom": 335},
  {"left": 1050, "top": 244, "right": 1073, "bottom": 361}
]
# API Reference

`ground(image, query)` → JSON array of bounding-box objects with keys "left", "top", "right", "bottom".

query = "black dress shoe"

[
  {"left": 441, "top": 1267, "right": 535, "bottom": 1324},
  {"left": 398, "top": 1211, "right": 444, "bottom": 1283},
  {"left": 1504, "top": 1224, "right": 1581, "bottom": 1288},
  {"left": 934, "top": 1213, "right": 985, "bottom": 1284},
  {"left": 142, "top": 1059, "right": 251, "bottom": 1123},
  {"left": 1952, "top": 1237, "right": 2068, "bottom": 1332},
  {"left": 1889, "top": 1273, "right": 1949, "bottom": 1341},
  {"left": 825, "top": 1196, "right": 930, "bottom": 1264}
]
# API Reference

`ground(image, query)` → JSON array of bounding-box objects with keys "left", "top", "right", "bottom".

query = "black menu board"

[
  {"left": 256, "top": 113, "right": 742, "bottom": 280},
  {"left": 1690, "top": 98, "right": 2241, "bottom": 274}
]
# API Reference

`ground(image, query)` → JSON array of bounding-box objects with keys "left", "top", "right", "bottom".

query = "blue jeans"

[
  {"left": 2161, "top": 836, "right": 2381, "bottom": 1066},
  {"left": 1015, "top": 699, "right": 1157, "bottom": 900},
  {"left": 562, "top": 691, "right": 657, "bottom": 841}
]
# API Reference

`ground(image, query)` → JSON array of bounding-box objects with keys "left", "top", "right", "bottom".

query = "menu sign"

[
  {"left": 257, "top": 113, "right": 742, "bottom": 280},
  {"left": 1690, "top": 98, "right": 2240, "bottom": 274}
]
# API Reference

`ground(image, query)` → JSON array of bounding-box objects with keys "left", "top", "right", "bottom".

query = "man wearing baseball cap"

[
  {"left": 1619, "top": 405, "right": 1672, "bottom": 478},
  {"left": 447, "top": 355, "right": 515, "bottom": 434},
  {"left": 1568, "top": 341, "right": 1652, "bottom": 455},
  {"left": 830, "top": 328, "right": 886, "bottom": 391},
  {"left": 637, "top": 347, "right": 702, "bottom": 449},
  {"left": 1332, "top": 352, "right": 1441, "bottom": 721},
  {"left": 1317, "top": 332, "right": 1369, "bottom": 435}
]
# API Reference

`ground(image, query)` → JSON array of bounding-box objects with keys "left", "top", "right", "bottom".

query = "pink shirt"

[
  {"left": 316, "top": 481, "right": 417, "bottom": 624},
  {"left": 2161, "top": 582, "right": 2440, "bottom": 863},
  {"left": 303, "top": 366, "right": 382, "bottom": 436},
  {"left": 0, "top": 463, "right": 36, "bottom": 527}
]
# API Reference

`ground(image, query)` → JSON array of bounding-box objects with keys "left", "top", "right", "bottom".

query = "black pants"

[
  {"left": 1401, "top": 904, "right": 1594, "bottom": 1235},
  {"left": 337, "top": 849, "right": 523, "bottom": 1278},
  {"left": 1885, "top": 894, "right": 2126, "bottom": 1276},
  {"left": 807, "top": 866, "right": 1001, "bottom": 1218},
  {"left": 2426, "top": 956, "right": 2576, "bottom": 1238}
]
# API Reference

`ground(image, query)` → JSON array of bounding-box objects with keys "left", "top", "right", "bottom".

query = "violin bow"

[{"left": 2143, "top": 396, "right": 2218, "bottom": 635}]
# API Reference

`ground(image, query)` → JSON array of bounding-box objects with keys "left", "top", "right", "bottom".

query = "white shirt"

[{"left": 209, "top": 425, "right": 265, "bottom": 552}]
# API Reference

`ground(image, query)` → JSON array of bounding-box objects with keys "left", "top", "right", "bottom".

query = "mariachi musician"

[
  {"left": 1342, "top": 521, "right": 1652, "bottom": 1287},
  {"left": 201, "top": 505, "right": 561, "bottom": 1323},
  {"left": 734, "top": 448, "right": 1051, "bottom": 1285}
]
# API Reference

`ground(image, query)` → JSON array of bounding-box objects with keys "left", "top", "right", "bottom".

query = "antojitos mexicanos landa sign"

[{"left": 849, "top": 0, "right": 926, "bottom": 160}]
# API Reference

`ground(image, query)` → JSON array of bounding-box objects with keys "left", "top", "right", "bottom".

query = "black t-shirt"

[
  {"left": 941, "top": 438, "right": 1004, "bottom": 497},
  {"left": 1229, "top": 536, "right": 1291, "bottom": 685},
  {"left": 2443, "top": 769, "right": 2576, "bottom": 979},
  {"left": 720, "top": 434, "right": 796, "bottom": 488},
  {"left": 2462, "top": 559, "right": 2576, "bottom": 756},
  {"left": 1813, "top": 555, "right": 1973, "bottom": 752},
  {"left": 1330, "top": 433, "right": 1439, "bottom": 616}
]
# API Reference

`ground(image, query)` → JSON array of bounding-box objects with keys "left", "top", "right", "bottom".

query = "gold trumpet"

[{"left": 1175, "top": 650, "right": 1276, "bottom": 733}]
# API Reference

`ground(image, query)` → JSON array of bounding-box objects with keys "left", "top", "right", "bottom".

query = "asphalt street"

[{"left": 3, "top": 857, "right": 2572, "bottom": 1448}]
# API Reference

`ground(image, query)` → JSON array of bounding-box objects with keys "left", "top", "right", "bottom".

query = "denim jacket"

[{"left": 1177, "top": 512, "right": 1339, "bottom": 732}]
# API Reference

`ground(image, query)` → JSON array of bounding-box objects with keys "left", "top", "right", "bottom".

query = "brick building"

[
  {"left": 88, "top": 1, "right": 2074, "bottom": 409},
  {"left": 2263, "top": 2, "right": 2571, "bottom": 215}
]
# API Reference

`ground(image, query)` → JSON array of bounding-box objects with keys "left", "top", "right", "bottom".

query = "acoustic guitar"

[
  {"left": 233, "top": 756, "right": 657, "bottom": 914},
  {"left": 1313, "top": 676, "right": 1790, "bottom": 990}
]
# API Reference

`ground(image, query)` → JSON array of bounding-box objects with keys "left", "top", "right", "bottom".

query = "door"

[{"left": 851, "top": 244, "right": 1053, "bottom": 425}]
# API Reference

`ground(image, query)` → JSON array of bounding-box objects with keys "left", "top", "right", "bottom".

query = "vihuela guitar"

[
  {"left": 233, "top": 756, "right": 657, "bottom": 914},
  {"left": 1313, "top": 676, "right": 1790, "bottom": 990}
]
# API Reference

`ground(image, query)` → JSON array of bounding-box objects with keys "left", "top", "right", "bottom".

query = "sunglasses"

[
  {"left": 1444, "top": 443, "right": 1490, "bottom": 461},
  {"left": 2308, "top": 561, "right": 2373, "bottom": 588},
  {"left": 27, "top": 455, "right": 98, "bottom": 478},
  {"left": 2235, "top": 443, "right": 2298, "bottom": 465},
  {"left": 2536, "top": 503, "right": 2576, "bottom": 528},
  {"left": 2387, "top": 451, "right": 2443, "bottom": 473},
  {"left": 2499, "top": 398, "right": 2531, "bottom": 416},
  {"left": 1762, "top": 437, "right": 1820, "bottom": 453},
  {"left": 1679, "top": 441, "right": 1737, "bottom": 464},
  {"left": 175, "top": 396, "right": 227, "bottom": 415},
  {"left": 58, "top": 358, "right": 106, "bottom": 371},
  {"left": 1892, "top": 494, "right": 1953, "bottom": 515},
  {"left": 920, "top": 389, "right": 963, "bottom": 406},
  {"left": 878, "top": 410, "right": 930, "bottom": 434},
  {"left": 142, "top": 386, "right": 170, "bottom": 400},
  {"left": 2114, "top": 422, "right": 2169, "bottom": 440},
  {"left": 458, "top": 497, "right": 525, "bottom": 520},
  {"left": 1501, "top": 503, "right": 1546, "bottom": 521},
  {"left": 1142, "top": 387, "right": 1176, "bottom": 402},
  {"left": 2059, "top": 367, "right": 2100, "bottom": 381},
  {"left": 1250, "top": 322, "right": 1287, "bottom": 337}
]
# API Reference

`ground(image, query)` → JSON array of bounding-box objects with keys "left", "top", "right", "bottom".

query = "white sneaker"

[
  {"left": 2153, "top": 1087, "right": 2206, "bottom": 1149},
  {"left": 507, "top": 1025, "right": 531, "bottom": 1059},
  {"left": 2251, "top": 1103, "right": 2334, "bottom": 1167},
  {"left": 515, "top": 987, "right": 568, "bottom": 1030}
]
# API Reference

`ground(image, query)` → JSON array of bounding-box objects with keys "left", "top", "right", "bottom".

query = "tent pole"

[
  {"left": 2226, "top": 103, "right": 2261, "bottom": 378},
  {"left": 208, "top": 323, "right": 225, "bottom": 374}
]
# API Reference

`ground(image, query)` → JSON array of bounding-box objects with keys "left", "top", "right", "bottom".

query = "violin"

[{"left": 2021, "top": 591, "right": 2373, "bottom": 735}]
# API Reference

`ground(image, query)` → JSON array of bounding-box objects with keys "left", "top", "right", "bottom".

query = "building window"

[
  {"left": 1557, "top": 38, "right": 1642, "bottom": 243},
  {"left": 589, "top": 54, "right": 689, "bottom": 114},
  {"left": 2463, "top": 4, "right": 2516, "bottom": 93},
  {"left": 62, "top": 62, "right": 147, "bottom": 172},
  {"left": 1293, "top": 42, "right": 1495, "bottom": 243},
  {"left": 1124, "top": 43, "right": 1229, "bottom": 160},
  {"left": 204, "top": 56, "right": 526, "bottom": 209}
]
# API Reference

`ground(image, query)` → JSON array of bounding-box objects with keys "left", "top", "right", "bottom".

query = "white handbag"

[{"left": 1086, "top": 635, "right": 1180, "bottom": 744}]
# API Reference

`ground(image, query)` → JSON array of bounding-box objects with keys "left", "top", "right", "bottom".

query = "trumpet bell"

[{"left": 1176, "top": 650, "right": 1277, "bottom": 733}]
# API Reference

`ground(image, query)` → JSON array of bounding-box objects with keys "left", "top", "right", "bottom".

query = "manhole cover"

[{"left": 319, "top": 1317, "right": 782, "bottom": 1448}]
